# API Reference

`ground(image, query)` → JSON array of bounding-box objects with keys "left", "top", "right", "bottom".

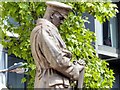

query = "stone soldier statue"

[{"left": 30, "top": 1, "right": 85, "bottom": 88}]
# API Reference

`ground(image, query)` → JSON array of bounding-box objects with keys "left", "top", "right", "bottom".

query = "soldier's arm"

[{"left": 40, "top": 29, "right": 84, "bottom": 80}]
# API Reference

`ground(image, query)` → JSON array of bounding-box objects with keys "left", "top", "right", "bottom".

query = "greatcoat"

[{"left": 30, "top": 19, "right": 84, "bottom": 88}]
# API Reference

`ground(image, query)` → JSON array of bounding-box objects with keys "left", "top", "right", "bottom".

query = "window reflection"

[
  {"left": 103, "top": 21, "right": 112, "bottom": 46},
  {"left": 103, "top": 17, "right": 118, "bottom": 48}
]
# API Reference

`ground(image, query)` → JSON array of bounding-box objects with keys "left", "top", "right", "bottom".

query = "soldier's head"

[{"left": 43, "top": 1, "right": 72, "bottom": 27}]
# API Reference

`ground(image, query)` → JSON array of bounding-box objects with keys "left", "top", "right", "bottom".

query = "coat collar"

[{"left": 36, "top": 18, "right": 57, "bottom": 29}]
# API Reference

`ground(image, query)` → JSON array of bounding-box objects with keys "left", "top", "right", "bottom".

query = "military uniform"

[{"left": 30, "top": 1, "right": 85, "bottom": 89}]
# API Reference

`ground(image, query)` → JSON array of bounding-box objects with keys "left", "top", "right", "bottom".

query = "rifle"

[
  {"left": 77, "top": 69, "right": 85, "bottom": 88},
  {"left": 76, "top": 60, "right": 85, "bottom": 88}
]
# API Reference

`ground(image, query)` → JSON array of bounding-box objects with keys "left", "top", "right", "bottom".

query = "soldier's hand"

[
  {"left": 77, "top": 59, "right": 86, "bottom": 66},
  {"left": 73, "top": 60, "right": 84, "bottom": 72},
  {"left": 73, "top": 59, "right": 85, "bottom": 66},
  {"left": 72, "top": 64, "right": 84, "bottom": 80}
]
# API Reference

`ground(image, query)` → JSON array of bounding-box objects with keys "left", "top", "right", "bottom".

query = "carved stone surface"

[{"left": 30, "top": 1, "right": 85, "bottom": 88}]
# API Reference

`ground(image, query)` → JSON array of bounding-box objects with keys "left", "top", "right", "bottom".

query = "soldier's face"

[{"left": 51, "top": 11, "right": 65, "bottom": 27}]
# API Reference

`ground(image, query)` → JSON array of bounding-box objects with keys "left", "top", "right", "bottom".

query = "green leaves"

[
  {"left": 1, "top": 2, "right": 46, "bottom": 88},
  {"left": 1, "top": 2, "right": 117, "bottom": 88},
  {"left": 21, "top": 77, "right": 27, "bottom": 83},
  {"left": 19, "top": 3, "right": 28, "bottom": 10},
  {"left": 60, "top": 2, "right": 117, "bottom": 88},
  {"left": 70, "top": 2, "right": 118, "bottom": 23}
]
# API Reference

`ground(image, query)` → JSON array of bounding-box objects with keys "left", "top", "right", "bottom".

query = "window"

[
  {"left": 95, "top": 2, "right": 120, "bottom": 58},
  {"left": 0, "top": 44, "right": 8, "bottom": 86},
  {"left": 7, "top": 55, "right": 26, "bottom": 89},
  {"left": 103, "top": 17, "right": 118, "bottom": 48}
]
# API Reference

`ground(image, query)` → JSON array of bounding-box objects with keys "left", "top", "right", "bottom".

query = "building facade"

[
  {"left": 0, "top": 2, "right": 119, "bottom": 89},
  {"left": 95, "top": 2, "right": 120, "bottom": 89},
  {"left": 0, "top": 44, "right": 26, "bottom": 89},
  {"left": 85, "top": 2, "right": 120, "bottom": 89}
]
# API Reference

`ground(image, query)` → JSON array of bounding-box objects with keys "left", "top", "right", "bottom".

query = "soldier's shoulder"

[
  {"left": 36, "top": 18, "right": 57, "bottom": 29},
  {"left": 32, "top": 25, "right": 42, "bottom": 32},
  {"left": 32, "top": 18, "right": 58, "bottom": 34}
]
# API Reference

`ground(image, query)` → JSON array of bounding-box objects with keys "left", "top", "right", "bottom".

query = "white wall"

[{"left": 0, "top": 44, "right": 7, "bottom": 86}]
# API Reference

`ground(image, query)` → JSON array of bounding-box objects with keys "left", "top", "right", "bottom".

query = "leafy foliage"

[
  {"left": 1, "top": 2, "right": 45, "bottom": 87},
  {"left": 1, "top": 2, "right": 118, "bottom": 88}
]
